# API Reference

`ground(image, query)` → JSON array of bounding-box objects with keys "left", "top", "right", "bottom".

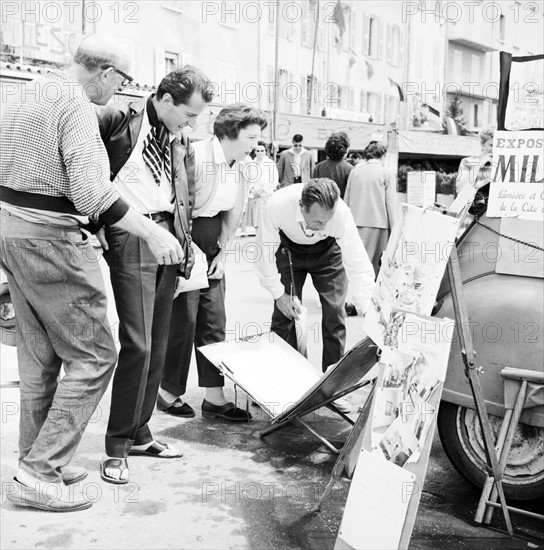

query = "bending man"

[{"left": 255, "top": 178, "right": 375, "bottom": 372}]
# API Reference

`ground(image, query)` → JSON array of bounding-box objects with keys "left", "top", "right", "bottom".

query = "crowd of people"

[{"left": 2, "top": 33, "right": 487, "bottom": 513}]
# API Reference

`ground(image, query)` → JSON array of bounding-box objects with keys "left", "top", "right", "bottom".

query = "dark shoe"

[
  {"left": 201, "top": 399, "right": 252, "bottom": 422},
  {"left": 7, "top": 478, "right": 92, "bottom": 512},
  {"left": 129, "top": 440, "right": 182, "bottom": 459},
  {"left": 100, "top": 458, "right": 129, "bottom": 485},
  {"left": 344, "top": 302, "right": 358, "bottom": 316},
  {"left": 61, "top": 466, "right": 88, "bottom": 486},
  {"left": 157, "top": 393, "right": 195, "bottom": 418}
]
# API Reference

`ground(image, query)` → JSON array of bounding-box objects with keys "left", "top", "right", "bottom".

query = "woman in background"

[
  {"left": 344, "top": 141, "right": 398, "bottom": 278},
  {"left": 456, "top": 127, "right": 495, "bottom": 194},
  {"left": 245, "top": 141, "right": 279, "bottom": 232},
  {"left": 312, "top": 132, "right": 353, "bottom": 198}
]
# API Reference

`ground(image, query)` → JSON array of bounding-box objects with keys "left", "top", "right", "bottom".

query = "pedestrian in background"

[
  {"left": 344, "top": 141, "right": 398, "bottom": 279},
  {"left": 348, "top": 152, "right": 364, "bottom": 166},
  {"left": 277, "top": 134, "right": 314, "bottom": 187},
  {"left": 456, "top": 127, "right": 495, "bottom": 194},
  {"left": 244, "top": 140, "right": 279, "bottom": 232},
  {"left": 312, "top": 132, "right": 353, "bottom": 198}
]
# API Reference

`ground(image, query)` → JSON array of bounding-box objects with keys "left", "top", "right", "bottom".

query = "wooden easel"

[
  {"left": 446, "top": 246, "right": 514, "bottom": 536},
  {"left": 259, "top": 379, "right": 372, "bottom": 454},
  {"left": 315, "top": 383, "right": 376, "bottom": 507}
]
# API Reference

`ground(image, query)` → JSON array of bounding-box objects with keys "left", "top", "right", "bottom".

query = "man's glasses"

[
  {"left": 101, "top": 65, "right": 134, "bottom": 87},
  {"left": 255, "top": 149, "right": 265, "bottom": 152},
  {"left": 293, "top": 144, "right": 302, "bottom": 148}
]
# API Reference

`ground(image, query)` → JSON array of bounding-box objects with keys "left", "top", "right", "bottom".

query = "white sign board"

[
  {"left": 407, "top": 171, "right": 436, "bottom": 207},
  {"left": 487, "top": 131, "right": 544, "bottom": 221}
]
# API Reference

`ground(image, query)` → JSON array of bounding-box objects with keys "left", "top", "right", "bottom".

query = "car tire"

[{"left": 438, "top": 401, "right": 544, "bottom": 501}]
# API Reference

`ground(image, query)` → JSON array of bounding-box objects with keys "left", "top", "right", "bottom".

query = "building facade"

[{"left": 1, "top": 1, "right": 542, "bottom": 156}]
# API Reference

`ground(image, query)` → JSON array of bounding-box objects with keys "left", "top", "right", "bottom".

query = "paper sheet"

[
  {"left": 222, "top": 346, "right": 320, "bottom": 417},
  {"left": 339, "top": 450, "right": 416, "bottom": 550}
]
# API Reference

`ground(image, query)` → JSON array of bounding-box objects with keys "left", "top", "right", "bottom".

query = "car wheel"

[{"left": 438, "top": 401, "right": 544, "bottom": 501}]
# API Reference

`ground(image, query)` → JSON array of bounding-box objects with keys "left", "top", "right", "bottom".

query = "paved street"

[{"left": 1, "top": 236, "right": 542, "bottom": 550}]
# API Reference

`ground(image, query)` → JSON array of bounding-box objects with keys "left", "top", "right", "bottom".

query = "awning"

[{"left": 399, "top": 130, "right": 480, "bottom": 157}]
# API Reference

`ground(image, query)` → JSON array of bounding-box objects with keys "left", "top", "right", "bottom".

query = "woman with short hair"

[
  {"left": 312, "top": 132, "right": 353, "bottom": 198},
  {"left": 159, "top": 103, "right": 268, "bottom": 421}
]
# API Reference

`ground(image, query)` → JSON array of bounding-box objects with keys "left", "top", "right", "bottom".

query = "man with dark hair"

[
  {"left": 0, "top": 34, "right": 182, "bottom": 511},
  {"left": 159, "top": 103, "right": 268, "bottom": 421},
  {"left": 96, "top": 66, "right": 213, "bottom": 483},
  {"left": 312, "top": 132, "right": 353, "bottom": 198},
  {"left": 255, "top": 178, "right": 375, "bottom": 373},
  {"left": 277, "top": 134, "right": 314, "bottom": 187}
]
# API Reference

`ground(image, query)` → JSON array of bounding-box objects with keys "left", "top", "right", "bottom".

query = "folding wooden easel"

[
  {"left": 259, "top": 377, "right": 373, "bottom": 454},
  {"left": 257, "top": 336, "right": 378, "bottom": 454},
  {"left": 446, "top": 246, "right": 514, "bottom": 536},
  {"left": 199, "top": 334, "right": 379, "bottom": 454}
]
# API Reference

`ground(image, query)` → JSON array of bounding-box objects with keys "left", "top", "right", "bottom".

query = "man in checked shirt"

[{"left": 0, "top": 35, "right": 183, "bottom": 512}]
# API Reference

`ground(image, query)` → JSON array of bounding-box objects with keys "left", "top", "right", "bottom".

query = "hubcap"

[{"left": 456, "top": 407, "right": 544, "bottom": 486}]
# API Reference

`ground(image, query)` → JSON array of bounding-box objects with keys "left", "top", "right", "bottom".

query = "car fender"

[{"left": 436, "top": 272, "right": 544, "bottom": 428}]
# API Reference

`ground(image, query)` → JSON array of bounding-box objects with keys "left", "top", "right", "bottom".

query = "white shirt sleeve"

[
  {"left": 254, "top": 197, "right": 285, "bottom": 300},
  {"left": 335, "top": 203, "right": 376, "bottom": 314}
]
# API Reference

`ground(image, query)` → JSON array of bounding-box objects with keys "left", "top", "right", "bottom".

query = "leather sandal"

[
  {"left": 129, "top": 440, "right": 182, "bottom": 458},
  {"left": 100, "top": 458, "right": 129, "bottom": 485},
  {"left": 201, "top": 399, "right": 252, "bottom": 422}
]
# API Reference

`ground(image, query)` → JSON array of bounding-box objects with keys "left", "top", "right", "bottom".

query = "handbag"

[{"left": 174, "top": 242, "right": 209, "bottom": 295}]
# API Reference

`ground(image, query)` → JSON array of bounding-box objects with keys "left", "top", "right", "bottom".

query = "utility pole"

[{"left": 272, "top": 1, "right": 280, "bottom": 161}]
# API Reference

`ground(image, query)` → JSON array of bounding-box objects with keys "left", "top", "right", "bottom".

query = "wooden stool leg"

[
  {"left": 316, "top": 384, "right": 375, "bottom": 510},
  {"left": 484, "top": 380, "right": 528, "bottom": 525},
  {"left": 474, "top": 409, "right": 513, "bottom": 523}
]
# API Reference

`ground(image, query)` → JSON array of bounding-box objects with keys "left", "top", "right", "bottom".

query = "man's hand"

[
  {"left": 479, "top": 154, "right": 493, "bottom": 167},
  {"left": 146, "top": 223, "right": 184, "bottom": 265},
  {"left": 275, "top": 293, "right": 301, "bottom": 320},
  {"left": 208, "top": 252, "right": 225, "bottom": 280},
  {"left": 95, "top": 227, "right": 109, "bottom": 250}
]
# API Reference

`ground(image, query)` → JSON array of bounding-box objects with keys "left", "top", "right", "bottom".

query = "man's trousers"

[
  {"left": 271, "top": 232, "right": 347, "bottom": 372},
  {"left": 103, "top": 217, "right": 177, "bottom": 458},
  {"left": 0, "top": 210, "right": 117, "bottom": 482}
]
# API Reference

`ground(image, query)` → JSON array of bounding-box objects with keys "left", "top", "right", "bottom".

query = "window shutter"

[
  {"left": 363, "top": 15, "right": 370, "bottom": 56},
  {"left": 378, "top": 19, "right": 385, "bottom": 60},
  {"left": 386, "top": 23, "right": 392, "bottom": 63}
]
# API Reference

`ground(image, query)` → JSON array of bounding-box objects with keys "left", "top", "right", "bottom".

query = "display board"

[
  {"left": 407, "top": 171, "right": 436, "bottom": 207},
  {"left": 337, "top": 204, "right": 458, "bottom": 550},
  {"left": 487, "top": 130, "right": 544, "bottom": 221}
]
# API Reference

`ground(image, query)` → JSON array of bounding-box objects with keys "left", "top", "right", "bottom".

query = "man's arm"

[
  {"left": 335, "top": 203, "right": 375, "bottom": 315},
  {"left": 60, "top": 101, "right": 182, "bottom": 265},
  {"left": 207, "top": 173, "right": 246, "bottom": 279},
  {"left": 384, "top": 171, "right": 399, "bottom": 230},
  {"left": 254, "top": 197, "right": 299, "bottom": 319},
  {"left": 344, "top": 170, "right": 354, "bottom": 205},
  {"left": 308, "top": 152, "right": 315, "bottom": 174},
  {"left": 277, "top": 153, "right": 285, "bottom": 187},
  {"left": 113, "top": 209, "right": 183, "bottom": 264}
]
